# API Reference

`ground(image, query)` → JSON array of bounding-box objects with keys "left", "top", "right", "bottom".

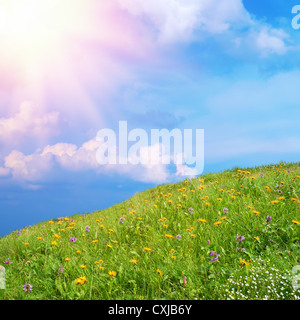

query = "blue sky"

[{"left": 0, "top": 0, "right": 299, "bottom": 237}]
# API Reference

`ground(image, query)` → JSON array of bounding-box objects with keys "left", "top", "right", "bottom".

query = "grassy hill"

[{"left": 1, "top": 162, "right": 300, "bottom": 300}]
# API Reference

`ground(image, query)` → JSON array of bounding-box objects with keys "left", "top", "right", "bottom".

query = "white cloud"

[
  {"left": 0, "top": 101, "right": 60, "bottom": 145},
  {"left": 2, "top": 137, "right": 197, "bottom": 183},
  {"left": 117, "top": 0, "right": 251, "bottom": 43}
]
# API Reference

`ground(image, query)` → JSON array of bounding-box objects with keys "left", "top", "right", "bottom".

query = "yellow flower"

[
  {"left": 129, "top": 259, "right": 137, "bottom": 264},
  {"left": 57, "top": 221, "right": 63, "bottom": 225},
  {"left": 220, "top": 216, "right": 227, "bottom": 220},
  {"left": 137, "top": 217, "right": 142, "bottom": 220},
  {"left": 95, "top": 260, "right": 103, "bottom": 264},
  {"left": 80, "top": 265, "right": 87, "bottom": 269},
  {"left": 75, "top": 276, "right": 87, "bottom": 285},
  {"left": 165, "top": 234, "right": 174, "bottom": 239},
  {"left": 67, "top": 226, "right": 73, "bottom": 230},
  {"left": 99, "top": 266, "right": 105, "bottom": 270},
  {"left": 270, "top": 200, "right": 279, "bottom": 204},
  {"left": 291, "top": 198, "right": 298, "bottom": 202},
  {"left": 91, "top": 240, "right": 98, "bottom": 244},
  {"left": 250, "top": 176, "right": 256, "bottom": 180},
  {"left": 190, "top": 234, "right": 196, "bottom": 238},
  {"left": 254, "top": 237, "right": 260, "bottom": 241},
  {"left": 54, "top": 234, "right": 61, "bottom": 239},
  {"left": 156, "top": 269, "right": 163, "bottom": 276},
  {"left": 37, "top": 237, "right": 42, "bottom": 240},
  {"left": 217, "top": 198, "right": 222, "bottom": 201},
  {"left": 109, "top": 229, "right": 115, "bottom": 233},
  {"left": 247, "top": 205, "right": 254, "bottom": 209},
  {"left": 182, "top": 194, "right": 187, "bottom": 198},
  {"left": 24, "top": 242, "right": 29, "bottom": 246},
  {"left": 76, "top": 250, "right": 82, "bottom": 254},
  {"left": 64, "top": 217, "right": 69, "bottom": 221},
  {"left": 171, "top": 256, "right": 176, "bottom": 259},
  {"left": 240, "top": 259, "right": 250, "bottom": 266},
  {"left": 51, "top": 241, "right": 58, "bottom": 246},
  {"left": 163, "top": 224, "right": 168, "bottom": 228},
  {"left": 61, "top": 229, "right": 65, "bottom": 232},
  {"left": 65, "top": 257, "right": 71, "bottom": 261},
  {"left": 198, "top": 218, "right": 207, "bottom": 223},
  {"left": 252, "top": 210, "right": 260, "bottom": 215},
  {"left": 69, "top": 222, "right": 76, "bottom": 226},
  {"left": 169, "top": 249, "right": 175, "bottom": 253},
  {"left": 144, "top": 247, "right": 153, "bottom": 252},
  {"left": 108, "top": 270, "right": 117, "bottom": 277},
  {"left": 231, "top": 196, "right": 236, "bottom": 199},
  {"left": 214, "top": 221, "right": 222, "bottom": 226},
  {"left": 107, "top": 244, "right": 113, "bottom": 249},
  {"left": 292, "top": 220, "right": 300, "bottom": 225},
  {"left": 99, "top": 225, "right": 105, "bottom": 228},
  {"left": 205, "top": 202, "right": 210, "bottom": 206},
  {"left": 48, "top": 221, "right": 54, "bottom": 224},
  {"left": 177, "top": 204, "right": 182, "bottom": 208},
  {"left": 278, "top": 197, "right": 285, "bottom": 200}
]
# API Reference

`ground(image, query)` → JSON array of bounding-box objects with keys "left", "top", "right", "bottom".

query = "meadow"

[{"left": 0, "top": 162, "right": 300, "bottom": 300}]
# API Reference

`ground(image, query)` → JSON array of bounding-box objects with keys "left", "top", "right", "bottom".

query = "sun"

[{"left": 0, "top": 0, "right": 89, "bottom": 79}]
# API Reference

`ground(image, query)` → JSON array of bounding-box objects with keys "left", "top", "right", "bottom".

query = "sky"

[{"left": 0, "top": 0, "right": 299, "bottom": 237}]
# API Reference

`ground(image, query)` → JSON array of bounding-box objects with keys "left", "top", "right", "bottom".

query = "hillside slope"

[{"left": 1, "top": 162, "right": 300, "bottom": 300}]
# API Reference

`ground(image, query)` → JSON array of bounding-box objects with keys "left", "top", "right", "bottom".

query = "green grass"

[{"left": 1, "top": 161, "right": 300, "bottom": 300}]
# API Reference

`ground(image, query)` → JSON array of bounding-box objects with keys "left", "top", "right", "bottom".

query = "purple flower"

[
  {"left": 188, "top": 208, "right": 194, "bottom": 214},
  {"left": 176, "top": 234, "right": 181, "bottom": 241},
  {"left": 5, "top": 258, "right": 12, "bottom": 264},
  {"left": 85, "top": 226, "right": 91, "bottom": 232},
  {"left": 236, "top": 247, "right": 245, "bottom": 251},
  {"left": 236, "top": 234, "right": 245, "bottom": 243},
  {"left": 208, "top": 240, "right": 211, "bottom": 245},
  {"left": 209, "top": 251, "right": 220, "bottom": 262},
  {"left": 70, "top": 236, "right": 77, "bottom": 243},
  {"left": 260, "top": 174, "right": 264, "bottom": 178},
  {"left": 266, "top": 215, "right": 272, "bottom": 224},
  {"left": 223, "top": 208, "right": 228, "bottom": 214},
  {"left": 23, "top": 284, "right": 33, "bottom": 293},
  {"left": 58, "top": 265, "right": 63, "bottom": 274},
  {"left": 120, "top": 217, "right": 125, "bottom": 223}
]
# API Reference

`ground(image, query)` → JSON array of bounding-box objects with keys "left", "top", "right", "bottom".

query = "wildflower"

[
  {"left": 188, "top": 207, "right": 194, "bottom": 214},
  {"left": 220, "top": 216, "right": 227, "bottom": 220},
  {"left": 54, "top": 234, "right": 61, "bottom": 239},
  {"left": 163, "top": 224, "right": 168, "bottom": 228},
  {"left": 107, "top": 244, "right": 112, "bottom": 249},
  {"left": 252, "top": 210, "right": 260, "bottom": 215},
  {"left": 52, "top": 241, "right": 58, "bottom": 246},
  {"left": 80, "top": 265, "right": 87, "bottom": 269},
  {"left": 108, "top": 271, "right": 117, "bottom": 277},
  {"left": 191, "top": 234, "right": 196, "bottom": 238},
  {"left": 109, "top": 229, "right": 115, "bottom": 233},
  {"left": 223, "top": 208, "right": 228, "bottom": 214},
  {"left": 91, "top": 240, "right": 98, "bottom": 244},
  {"left": 85, "top": 226, "right": 91, "bottom": 232},
  {"left": 58, "top": 265, "right": 63, "bottom": 274},
  {"left": 209, "top": 251, "right": 220, "bottom": 262},
  {"left": 65, "top": 257, "right": 71, "bottom": 261},
  {"left": 24, "top": 242, "right": 29, "bottom": 246},
  {"left": 240, "top": 259, "right": 250, "bottom": 266},
  {"left": 254, "top": 237, "right": 260, "bottom": 241},
  {"left": 292, "top": 220, "right": 300, "bottom": 225},
  {"left": 23, "top": 284, "right": 33, "bottom": 293},
  {"left": 120, "top": 217, "right": 125, "bottom": 223},
  {"left": 171, "top": 256, "right": 176, "bottom": 259},
  {"left": 169, "top": 249, "right": 175, "bottom": 253},
  {"left": 270, "top": 200, "right": 279, "bottom": 204},
  {"left": 156, "top": 269, "right": 163, "bottom": 276},
  {"left": 214, "top": 221, "right": 222, "bottom": 226},
  {"left": 129, "top": 259, "right": 137, "bottom": 264},
  {"left": 37, "top": 237, "right": 42, "bottom": 240},
  {"left": 236, "top": 247, "right": 245, "bottom": 251},
  {"left": 144, "top": 247, "right": 153, "bottom": 252},
  {"left": 70, "top": 236, "right": 77, "bottom": 243},
  {"left": 176, "top": 235, "right": 181, "bottom": 241},
  {"left": 95, "top": 260, "right": 103, "bottom": 264},
  {"left": 48, "top": 221, "right": 54, "bottom": 224},
  {"left": 183, "top": 276, "right": 187, "bottom": 285},
  {"left": 99, "top": 266, "right": 105, "bottom": 270},
  {"left": 236, "top": 234, "right": 245, "bottom": 243},
  {"left": 207, "top": 240, "right": 211, "bottom": 245},
  {"left": 75, "top": 276, "right": 87, "bottom": 285},
  {"left": 217, "top": 198, "right": 222, "bottom": 202},
  {"left": 5, "top": 258, "right": 12, "bottom": 264},
  {"left": 76, "top": 250, "right": 81, "bottom": 254},
  {"left": 198, "top": 218, "right": 207, "bottom": 223},
  {"left": 266, "top": 215, "right": 272, "bottom": 224}
]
